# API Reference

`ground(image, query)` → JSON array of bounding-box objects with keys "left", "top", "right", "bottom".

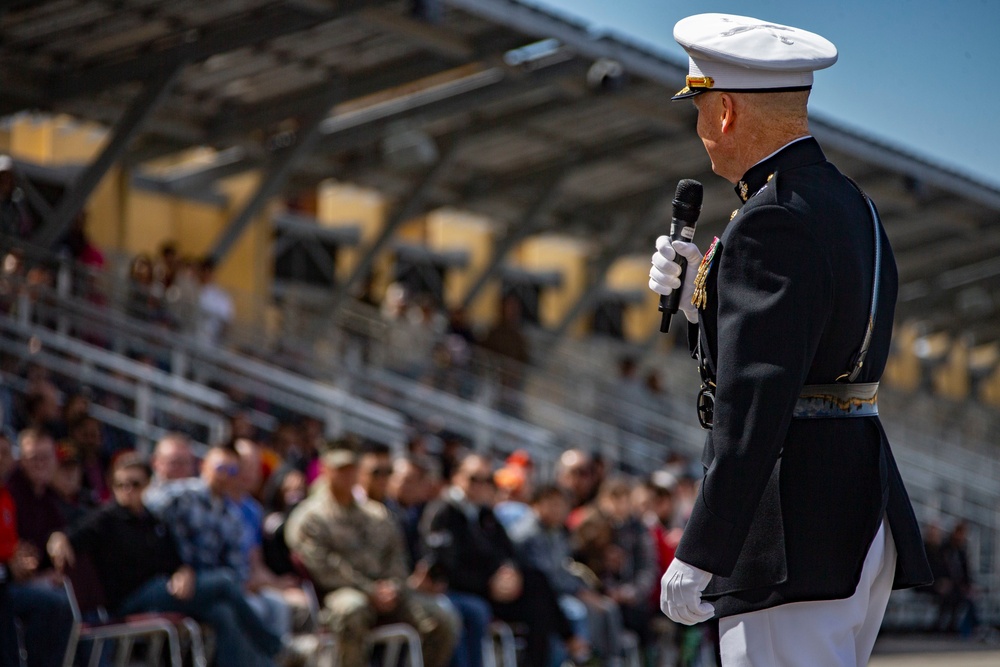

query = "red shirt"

[
  {"left": 649, "top": 522, "right": 682, "bottom": 608},
  {"left": 0, "top": 486, "right": 18, "bottom": 563}
]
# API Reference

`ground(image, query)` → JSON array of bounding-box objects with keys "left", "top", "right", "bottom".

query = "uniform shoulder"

[
  {"left": 360, "top": 498, "right": 391, "bottom": 520},
  {"left": 724, "top": 176, "right": 785, "bottom": 242},
  {"left": 286, "top": 487, "right": 330, "bottom": 528},
  {"left": 743, "top": 171, "right": 781, "bottom": 210},
  {"left": 723, "top": 178, "right": 821, "bottom": 252}
]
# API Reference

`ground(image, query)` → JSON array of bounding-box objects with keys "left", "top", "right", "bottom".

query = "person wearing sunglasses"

[
  {"left": 47, "top": 453, "right": 284, "bottom": 667},
  {"left": 144, "top": 443, "right": 287, "bottom": 664},
  {"left": 355, "top": 441, "right": 394, "bottom": 504},
  {"left": 420, "top": 454, "right": 584, "bottom": 667},
  {"left": 285, "top": 442, "right": 458, "bottom": 667},
  {"left": 0, "top": 431, "right": 73, "bottom": 667}
]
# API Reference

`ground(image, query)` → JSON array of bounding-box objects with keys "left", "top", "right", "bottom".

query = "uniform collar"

[{"left": 735, "top": 136, "right": 826, "bottom": 202}]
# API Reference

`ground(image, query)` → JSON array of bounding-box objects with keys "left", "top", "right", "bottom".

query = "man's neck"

[
  {"left": 331, "top": 487, "right": 354, "bottom": 506},
  {"left": 752, "top": 134, "right": 811, "bottom": 168},
  {"left": 736, "top": 133, "right": 810, "bottom": 181}
]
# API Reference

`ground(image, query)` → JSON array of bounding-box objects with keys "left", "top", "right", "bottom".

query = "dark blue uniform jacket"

[{"left": 676, "top": 137, "right": 933, "bottom": 617}]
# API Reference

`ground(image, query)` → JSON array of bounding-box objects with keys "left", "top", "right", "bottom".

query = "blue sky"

[{"left": 534, "top": 0, "right": 1000, "bottom": 189}]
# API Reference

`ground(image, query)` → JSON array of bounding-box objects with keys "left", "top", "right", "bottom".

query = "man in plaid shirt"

[{"left": 146, "top": 443, "right": 286, "bottom": 664}]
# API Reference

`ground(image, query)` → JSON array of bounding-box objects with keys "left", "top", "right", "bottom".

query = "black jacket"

[
  {"left": 676, "top": 137, "right": 933, "bottom": 617},
  {"left": 419, "top": 494, "right": 515, "bottom": 599},
  {"left": 67, "top": 503, "right": 183, "bottom": 612}
]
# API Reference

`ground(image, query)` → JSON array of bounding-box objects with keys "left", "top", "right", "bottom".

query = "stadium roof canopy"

[{"left": 3, "top": 0, "right": 1000, "bottom": 340}]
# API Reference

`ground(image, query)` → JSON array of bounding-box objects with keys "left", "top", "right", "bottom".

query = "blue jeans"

[
  {"left": 549, "top": 595, "right": 590, "bottom": 667},
  {"left": 446, "top": 591, "right": 491, "bottom": 667},
  {"left": 116, "top": 569, "right": 282, "bottom": 667},
  {"left": 7, "top": 580, "right": 73, "bottom": 667}
]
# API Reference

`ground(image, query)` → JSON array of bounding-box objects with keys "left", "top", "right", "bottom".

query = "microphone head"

[{"left": 672, "top": 179, "right": 703, "bottom": 222}]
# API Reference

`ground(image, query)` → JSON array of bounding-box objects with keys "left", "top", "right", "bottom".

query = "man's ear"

[{"left": 720, "top": 93, "right": 736, "bottom": 134}]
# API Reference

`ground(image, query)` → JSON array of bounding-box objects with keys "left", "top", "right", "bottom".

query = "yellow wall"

[
  {"left": 932, "top": 337, "right": 970, "bottom": 400},
  {"left": 10, "top": 115, "right": 105, "bottom": 163},
  {"left": 213, "top": 172, "right": 273, "bottom": 324},
  {"left": 606, "top": 255, "right": 661, "bottom": 342},
  {"left": 123, "top": 189, "right": 176, "bottom": 255},
  {"left": 85, "top": 167, "right": 126, "bottom": 251},
  {"left": 7, "top": 115, "right": 126, "bottom": 251},
  {"left": 517, "top": 234, "right": 589, "bottom": 334},
  {"left": 120, "top": 171, "right": 275, "bottom": 326},
  {"left": 979, "top": 359, "right": 1000, "bottom": 408},
  {"left": 316, "top": 180, "right": 390, "bottom": 297},
  {"left": 426, "top": 208, "right": 498, "bottom": 322},
  {"left": 123, "top": 187, "right": 237, "bottom": 262},
  {"left": 928, "top": 337, "right": 1000, "bottom": 406},
  {"left": 10, "top": 117, "right": 56, "bottom": 163},
  {"left": 883, "top": 322, "right": 921, "bottom": 392}
]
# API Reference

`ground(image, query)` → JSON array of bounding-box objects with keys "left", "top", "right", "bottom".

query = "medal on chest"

[{"left": 691, "top": 236, "right": 720, "bottom": 310}]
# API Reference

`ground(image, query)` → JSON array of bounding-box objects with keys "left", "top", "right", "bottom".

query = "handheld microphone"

[{"left": 659, "top": 179, "right": 703, "bottom": 333}]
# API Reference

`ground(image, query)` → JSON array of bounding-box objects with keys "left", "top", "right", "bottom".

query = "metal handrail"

[{"left": 4, "top": 279, "right": 409, "bottom": 447}]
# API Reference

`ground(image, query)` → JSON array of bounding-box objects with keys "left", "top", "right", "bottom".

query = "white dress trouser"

[{"left": 719, "top": 516, "right": 897, "bottom": 667}]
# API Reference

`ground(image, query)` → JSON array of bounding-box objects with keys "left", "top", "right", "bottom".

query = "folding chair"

[
  {"left": 621, "top": 630, "right": 642, "bottom": 667},
  {"left": 61, "top": 578, "right": 205, "bottom": 667},
  {"left": 368, "top": 623, "right": 423, "bottom": 667},
  {"left": 297, "top": 578, "right": 338, "bottom": 667},
  {"left": 291, "top": 554, "right": 422, "bottom": 667},
  {"left": 482, "top": 621, "right": 517, "bottom": 667}
]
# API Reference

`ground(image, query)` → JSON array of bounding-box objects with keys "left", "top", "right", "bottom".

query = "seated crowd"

[{"left": 0, "top": 402, "right": 700, "bottom": 667}]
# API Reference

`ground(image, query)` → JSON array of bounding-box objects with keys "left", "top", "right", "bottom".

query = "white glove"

[
  {"left": 649, "top": 237, "right": 703, "bottom": 324},
  {"left": 660, "top": 557, "right": 715, "bottom": 625}
]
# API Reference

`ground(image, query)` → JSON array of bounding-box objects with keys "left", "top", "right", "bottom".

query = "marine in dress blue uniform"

[{"left": 649, "top": 14, "right": 932, "bottom": 666}]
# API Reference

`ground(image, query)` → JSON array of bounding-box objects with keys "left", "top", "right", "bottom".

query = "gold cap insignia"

[{"left": 685, "top": 76, "right": 715, "bottom": 89}]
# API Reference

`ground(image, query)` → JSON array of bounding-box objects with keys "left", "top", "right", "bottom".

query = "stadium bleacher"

[{"left": 3, "top": 1, "right": 1000, "bottom": 664}]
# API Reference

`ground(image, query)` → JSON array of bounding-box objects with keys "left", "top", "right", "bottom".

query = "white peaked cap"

[{"left": 672, "top": 13, "right": 838, "bottom": 100}]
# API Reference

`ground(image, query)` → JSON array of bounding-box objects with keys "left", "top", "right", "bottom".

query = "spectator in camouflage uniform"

[{"left": 285, "top": 443, "right": 457, "bottom": 667}]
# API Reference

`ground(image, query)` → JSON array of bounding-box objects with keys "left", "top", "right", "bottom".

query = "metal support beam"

[
  {"left": 207, "top": 83, "right": 343, "bottom": 265},
  {"left": 147, "top": 147, "right": 258, "bottom": 196},
  {"left": 330, "top": 136, "right": 464, "bottom": 314},
  {"left": 144, "top": 71, "right": 577, "bottom": 211},
  {"left": 48, "top": 2, "right": 371, "bottom": 100},
  {"left": 0, "top": 89, "right": 43, "bottom": 117},
  {"left": 898, "top": 256, "right": 1000, "bottom": 315},
  {"left": 357, "top": 7, "right": 475, "bottom": 60},
  {"left": 811, "top": 118, "right": 1000, "bottom": 212},
  {"left": 200, "top": 56, "right": 582, "bottom": 164},
  {"left": 459, "top": 168, "right": 569, "bottom": 309},
  {"left": 208, "top": 55, "right": 456, "bottom": 142},
  {"left": 459, "top": 128, "right": 668, "bottom": 202},
  {"left": 123, "top": 137, "right": 198, "bottom": 168},
  {"left": 32, "top": 63, "right": 183, "bottom": 248},
  {"left": 443, "top": 0, "right": 689, "bottom": 88},
  {"left": 127, "top": 56, "right": 584, "bottom": 173},
  {"left": 541, "top": 194, "right": 665, "bottom": 353},
  {"left": 13, "top": 170, "right": 53, "bottom": 220}
]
